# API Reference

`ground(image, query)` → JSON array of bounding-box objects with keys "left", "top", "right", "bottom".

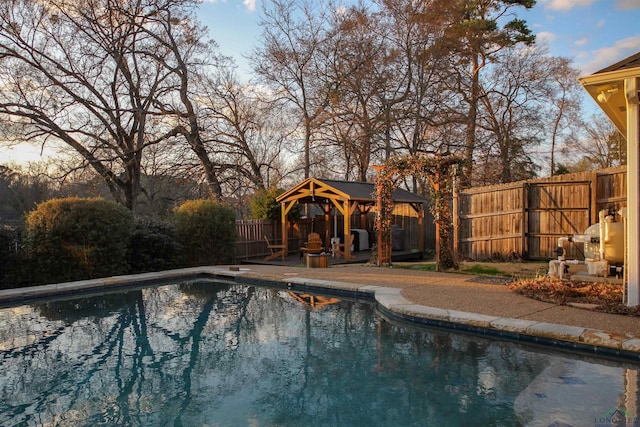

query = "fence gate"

[{"left": 525, "top": 181, "right": 592, "bottom": 260}]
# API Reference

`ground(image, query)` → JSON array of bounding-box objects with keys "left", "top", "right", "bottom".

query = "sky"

[
  {"left": 2, "top": 0, "right": 639, "bottom": 164},
  {"left": 199, "top": 0, "right": 640, "bottom": 76}
]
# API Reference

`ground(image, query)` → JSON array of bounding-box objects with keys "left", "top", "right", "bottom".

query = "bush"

[
  {"left": 249, "top": 187, "right": 300, "bottom": 222},
  {"left": 129, "top": 217, "right": 181, "bottom": 273},
  {"left": 0, "top": 227, "right": 19, "bottom": 288},
  {"left": 173, "top": 199, "right": 237, "bottom": 266},
  {"left": 24, "top": 197, "right": 133, "bottom": 284}
]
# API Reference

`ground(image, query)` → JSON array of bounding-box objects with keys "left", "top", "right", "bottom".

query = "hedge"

[
  {"left": 24, "top": 197, "right": 133, "bottom": 284},
  {"left": 173, "top": 199, "right": 237, "bottom": 266}
]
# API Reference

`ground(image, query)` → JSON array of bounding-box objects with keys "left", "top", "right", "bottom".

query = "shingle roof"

[
  {"left": 276, "top": 177, "right": 428, "bottom": 205},
  {"left": 317, "top": 179, "right": 427, "bottom": 204},
  {"left": 595, "top": 51, "right": 640, "bottom": 74}
]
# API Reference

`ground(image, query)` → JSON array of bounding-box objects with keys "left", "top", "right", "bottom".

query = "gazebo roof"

[{"left": 276, "top": 177, "right": 427, "bottom": 206}]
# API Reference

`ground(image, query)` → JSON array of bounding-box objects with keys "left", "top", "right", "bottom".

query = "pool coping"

[{"left": 2, "top": 266, "right": 640, "bottom": 361}]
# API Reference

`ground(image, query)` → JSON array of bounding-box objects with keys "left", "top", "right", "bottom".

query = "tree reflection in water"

[{"left": 0, "top": 281, "right": 634, "bottom": 426}]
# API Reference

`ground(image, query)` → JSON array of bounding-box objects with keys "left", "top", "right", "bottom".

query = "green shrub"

[
  {"left": 129, "top": 217, "right": 181, "bottom": 273},
  {"left": 173, "top": 199, "right": 237, "bottom": 266},
  {"left": 249, "top": 187, "right": 300, "bottom": 222},
  {"left": 24, "top": 197, "right": 133, "bottom": 284}
]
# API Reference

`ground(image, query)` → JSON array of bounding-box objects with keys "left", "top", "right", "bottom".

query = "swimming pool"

[{"left": 1, "top": 280, "right": 639, "bottom": 426}]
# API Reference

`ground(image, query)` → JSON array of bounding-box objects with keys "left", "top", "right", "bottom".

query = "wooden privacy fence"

[
  {"left": 235, "top": 219, "right": 281, "bottom": 261},
  {"left": 455, "top": 166, "right": 627, "bottom": 261}
]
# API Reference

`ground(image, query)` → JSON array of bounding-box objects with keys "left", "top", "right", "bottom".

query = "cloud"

[
  {"left": 536, "top": 31, "right": 557, "bottom": 44},
  {"left": 244, "top": 0, "right": 257, "bottom": 12},
  {"left": 575, "top": 36, "right": 589, "bottom": 46},
  {"left": 542, "top": 0, "right": 597, "bottom": 11},
  {"left": 201, "top": 0, "right": 256, "bottom": 12},
  {"left": 579, "top": 35, "right": 640, "bottom": 73},
  {"left": 616, "top": 0, "right": 640, "bottom": 10}
]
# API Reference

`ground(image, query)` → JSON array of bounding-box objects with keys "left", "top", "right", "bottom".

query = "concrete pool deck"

[{"left": 1, "top": 264, "right": 639, "bottom": 359}]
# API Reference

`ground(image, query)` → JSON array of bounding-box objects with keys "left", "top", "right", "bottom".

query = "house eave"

[{"left": 579, "top": 67, "right": 640, "bottom": 135}]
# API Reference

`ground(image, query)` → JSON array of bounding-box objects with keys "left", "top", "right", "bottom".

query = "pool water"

[{"left": 1, "top": 280, "right": 639, "bottom": 426}]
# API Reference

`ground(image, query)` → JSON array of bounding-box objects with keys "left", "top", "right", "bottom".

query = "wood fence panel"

[
  {"left": 596, "top": 167, "right": 627, "bottom": 215},
  {"left": 526, "top": 181, "right": 591, "bottom": 259},
  {"left": 456, "top": 166, "right": 627, "bottom": 261},
  {"left": 235, "top": 219, "right": 278, "bottom": 260},
  {"left": 458, "top": 182, "right": 524, "bottom": 260}
]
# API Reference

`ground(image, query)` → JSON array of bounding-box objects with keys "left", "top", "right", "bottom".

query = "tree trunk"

[{"left": 462, "top": 53, "right": 480, "bottom": 188}]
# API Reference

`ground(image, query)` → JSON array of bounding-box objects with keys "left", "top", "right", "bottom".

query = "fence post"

[
  {"left": 522, "top": 182, "right": 529, "bottom": 259},
  {"left": 590, "top": 170, "right": 598, "bottom": 225}
]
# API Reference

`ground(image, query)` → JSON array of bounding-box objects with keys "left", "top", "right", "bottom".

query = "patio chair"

[
  {"left": 333, "top": 233, "right": 355, "bottom": 260},
  {"left": 300, "top": 232, "right": 324, "bottom": 257},
  {"left": 264, "top": 235, "right": 286, "bottom": 261}
]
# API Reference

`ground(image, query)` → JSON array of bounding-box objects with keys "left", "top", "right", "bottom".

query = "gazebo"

[
  {"left": 275, "top": 177, "right": 428, "bottom": 260},
  {"left": 579, "top": 51, "right": 640, "bottom": 306}
]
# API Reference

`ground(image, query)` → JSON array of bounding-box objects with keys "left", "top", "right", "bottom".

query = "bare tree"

[
  {"left": 196, "top": 66, "right": 296, "bottom": 195},
  {"left": 542, "top": 55, "right": 582, "bottom": 176},
  {"left": 563, "top": 114, "right": 626, "bottom": 171},
  {"left": 475, "top": 46, "right": 551, "bottom": 184},
  {"left": 321, "top": 1, "right": 431, "bottom": 181},
  {"left": 441, "top": 0, "right": 535, "bottom": 187},
  {"left": 375, "top": 0, "right": 458, "bottom": 157},
  {"left": 0, "top": 163, "right": 54, "bottom": 223},
  {"left": 0, "top": 0, "right": 227, "bottom": 210},
  {"left": 250, "top": 0, "right": 334, "bottom": 179},
  {"left": 323, "top": 4, "right": 387, "bottom": 181},
  {"left": 134, "top": 2, "right": 227, "bottom": 200},
  {"left": 0, "top": 0, "right": 176, "bottom": 211}
]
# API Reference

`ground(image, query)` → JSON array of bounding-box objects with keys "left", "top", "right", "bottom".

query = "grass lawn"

[{"left": 394, "top": 260, "right": 553, "bottom": 279}]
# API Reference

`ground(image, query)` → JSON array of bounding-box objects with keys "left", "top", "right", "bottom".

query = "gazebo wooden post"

[
  {"left": 323, "top": 203, "right": 331, "bottom": 252},
  {"left": 417, "top": 203, "right": 425, "bottom": 254},
  {"left": 281, "top": 201, "right": 288, "bottom": 256},
  {"left": 343, "top": 199, "right": 352, "bottom": 260},
  {"left": 625, "top": 76, "right": 639, "bottom": 305},
  {"left": 360, "top": 208, "right": 367, "bottom": 229}
]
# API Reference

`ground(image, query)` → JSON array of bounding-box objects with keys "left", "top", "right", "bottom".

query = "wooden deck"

[{"left": 241, "top": 250, "right": 423, "bottom": 267}]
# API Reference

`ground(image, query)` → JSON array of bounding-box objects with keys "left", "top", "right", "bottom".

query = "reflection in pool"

[{"left": 0, "top": 281, "right": 638, "bottom": 426}]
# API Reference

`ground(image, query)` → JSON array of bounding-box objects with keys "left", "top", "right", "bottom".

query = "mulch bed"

[{"left": 508, "top": 277, "right": 640, "bottom": 316}]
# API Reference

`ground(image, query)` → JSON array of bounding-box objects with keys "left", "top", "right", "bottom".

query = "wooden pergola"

[{"left": 276, "top": 177, "right": 428, "bottom": 260}]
